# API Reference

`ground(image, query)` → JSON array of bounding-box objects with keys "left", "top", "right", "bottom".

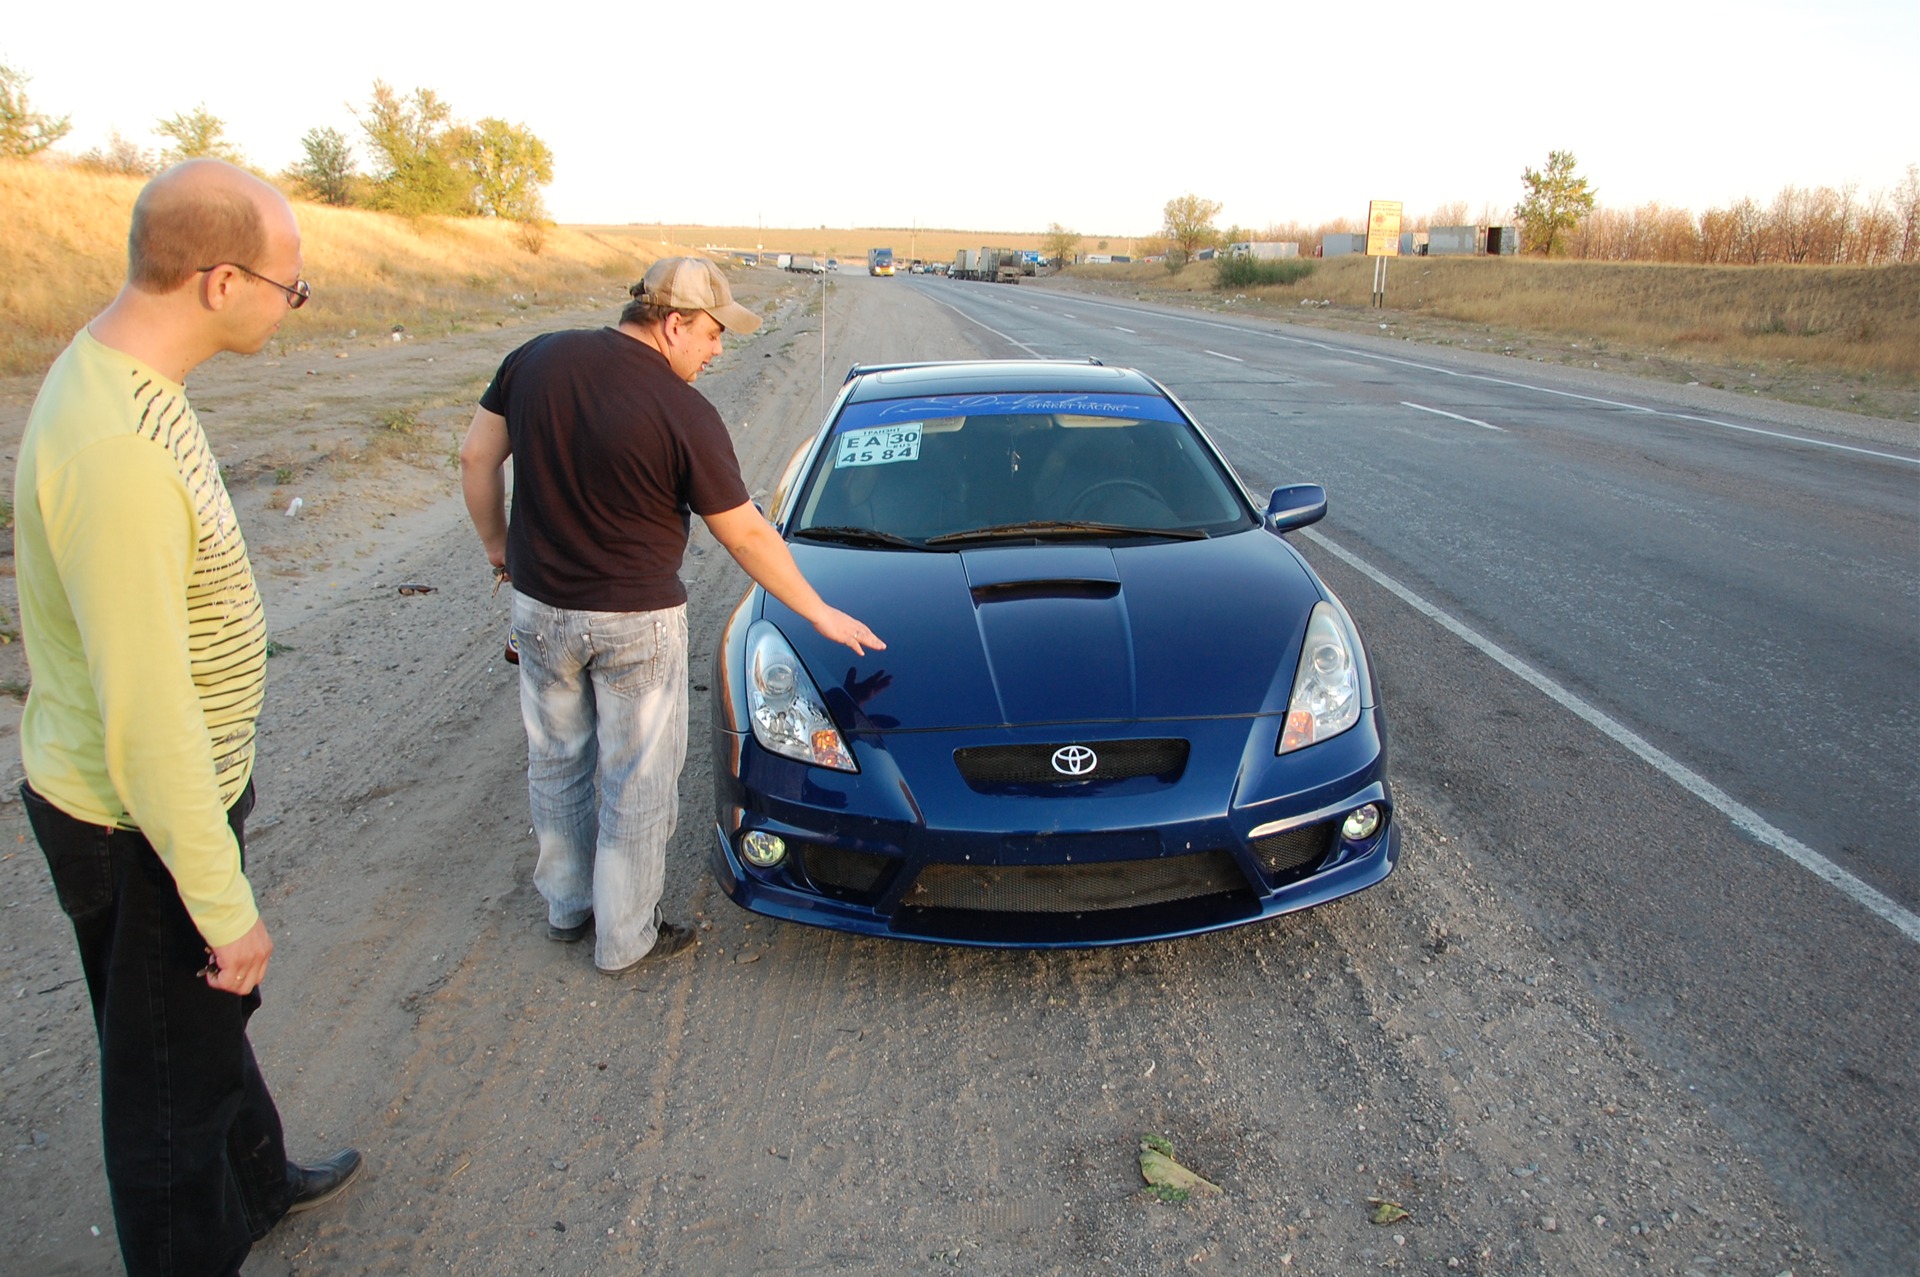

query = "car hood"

[{"left": 763, "top": 531, "right": 1326, "bottom": 732}]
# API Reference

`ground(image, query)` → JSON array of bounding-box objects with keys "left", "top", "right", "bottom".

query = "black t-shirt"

[{"left": 480, "top": 327, "right": 750, "bottom": 612}]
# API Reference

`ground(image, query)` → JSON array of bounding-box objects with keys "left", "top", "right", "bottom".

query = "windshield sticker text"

[{"left": 834, "top": 424, "right": 923, "bottom": 468}]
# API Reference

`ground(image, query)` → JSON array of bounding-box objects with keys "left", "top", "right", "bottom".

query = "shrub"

[{"left": 1215, "top": 256, "right": 1317, "bottom": 289}]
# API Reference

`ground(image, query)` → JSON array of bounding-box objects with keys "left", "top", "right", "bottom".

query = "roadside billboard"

[{"left": 1366, "top": 201, "right": 1403, "bottom": 257}]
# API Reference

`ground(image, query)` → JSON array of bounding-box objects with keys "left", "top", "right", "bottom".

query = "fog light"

[
  {"left": 1341, "top": 804, "right": 1382, "bottom": 841},
  {"left": 741, "top": 830, "right": 787, "bottom": 868}
]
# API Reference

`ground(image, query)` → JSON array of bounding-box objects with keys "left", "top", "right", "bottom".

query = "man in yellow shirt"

[{"left": 15, "top": 159, "right": 360, "bottom": 1277}]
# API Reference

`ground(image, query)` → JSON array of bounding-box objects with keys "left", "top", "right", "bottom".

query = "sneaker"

[
  {"left": 548, "top": 915, "right": 592, "bottom": 943},
  {"left": 599, "top": 921, "right": 697, "bottom": 975}
]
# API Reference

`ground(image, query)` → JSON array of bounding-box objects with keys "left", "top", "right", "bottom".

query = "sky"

[{"left": 6, "top": 0, "right": 1915, "bottom": 236}]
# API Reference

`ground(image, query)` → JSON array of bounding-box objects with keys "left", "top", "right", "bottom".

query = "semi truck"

[
  {"left": 951, "top": 247, "right": 1030, "bottom": 283},
  {"left": 867, "top": 247, "right": 894, "bottom": 276}
]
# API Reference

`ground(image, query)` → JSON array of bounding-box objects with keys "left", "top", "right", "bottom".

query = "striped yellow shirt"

[{"left": 16, "top": 328, "right": 266, "bottom": 946}]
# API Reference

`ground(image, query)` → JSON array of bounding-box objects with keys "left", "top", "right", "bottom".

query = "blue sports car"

[{"left": 710, "top": 360, "right": 1397, "bottom": 946}]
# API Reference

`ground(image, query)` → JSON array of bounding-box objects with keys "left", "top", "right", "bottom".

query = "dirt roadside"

[{"left": 1, "top": 270, "right": 1836, "bottom": 1275}]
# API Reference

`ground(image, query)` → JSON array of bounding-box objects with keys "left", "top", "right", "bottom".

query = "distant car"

[
  {"left": 711, "top": 360, "right": 1398, "bottom": 947},
  {"left": 827, "top": 259, "right": 839, "bottom": 271}
]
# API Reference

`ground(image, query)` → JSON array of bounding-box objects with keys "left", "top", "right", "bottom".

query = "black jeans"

[{"left": 22, "top": 781, "right": 291, "bottom": 1277}]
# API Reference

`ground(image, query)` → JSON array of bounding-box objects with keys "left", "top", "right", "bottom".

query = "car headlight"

[
  {"left": 746, "top": 623, "right": 857, "bottom": 771},
  {"left": 1278, "top": 601, "right": 1363, "bottom": 754}
]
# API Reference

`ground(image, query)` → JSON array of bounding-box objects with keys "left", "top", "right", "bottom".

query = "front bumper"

[{"left": 710, "top": 709, "right": 1398, "bottom": 948}]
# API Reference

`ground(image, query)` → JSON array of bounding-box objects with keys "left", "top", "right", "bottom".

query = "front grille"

[
  {"left": 1249, "top": 821, "right": 1336, "bottom": 879},
  {"left": 901, "top": 849, "right": 1245, "bottom": 913},
  {"left": 953, "top": 738, "right": 1189, "bottom": 788},
  {"left": 794, "top": 842, "right": 894, "bottom": 902}
]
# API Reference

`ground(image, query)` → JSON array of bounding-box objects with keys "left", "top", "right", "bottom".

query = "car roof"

[{"left": 840, "top": 359, "right": 1167, "bottom": 403}]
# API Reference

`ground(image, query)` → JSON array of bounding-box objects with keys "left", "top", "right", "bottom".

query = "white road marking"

[
  {"left": 927, "top": 296, "right": 1043, "bottom": 357},
  {"left": 1205, "top": 350, "right": 1245, "bottom": 362},
  {"left": 1402, "top": 401, "right": 1505, "bottom": 431},
  {"left": 1113, "top": 326, "right": 1136, "bottom": 334},
  {"left": 1031, "top": 294, "right": 1920, "bottom": 466},
  {"left": 1303, "top": 528, "right": 1920, "bottom": 946}
]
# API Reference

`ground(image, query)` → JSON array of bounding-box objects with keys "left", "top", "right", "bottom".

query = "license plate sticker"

[{"left": 833, "top": 424, "right": 922, "bottom": 468}]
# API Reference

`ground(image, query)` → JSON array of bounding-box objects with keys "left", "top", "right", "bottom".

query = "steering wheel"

[{"left": 1068, "top": 479, "right": 1166, "bottom": 521}]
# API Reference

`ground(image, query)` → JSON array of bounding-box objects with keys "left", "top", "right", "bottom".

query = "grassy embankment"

[
  {"left": 0, "top": 160, "right": 661, "bottom": 378},
  {"left": 6, "top": 159, "right": 1912, "bottom": 420},
  {"left": 1065, "top": 256, "right": 1920, "bottom": 419}
]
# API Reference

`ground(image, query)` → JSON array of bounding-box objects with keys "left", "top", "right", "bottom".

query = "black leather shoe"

[{"left": 286, "top": 1148, "right": 363, "bottom": 1214}]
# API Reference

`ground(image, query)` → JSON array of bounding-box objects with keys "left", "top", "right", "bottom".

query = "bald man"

[{"left": 15, "top": 160, "right": 360, "bottom": 1277}]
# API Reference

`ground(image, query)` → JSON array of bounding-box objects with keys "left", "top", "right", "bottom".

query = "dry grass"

[
  {"left": 0, "top": 160, "right": 660, "bottom": 376},
  {"left": 1067, "top": 254, "right": 1920, "bottom": 389},
  {"left": 8, "top": 157, "right": 1911, "bottom": 416}
]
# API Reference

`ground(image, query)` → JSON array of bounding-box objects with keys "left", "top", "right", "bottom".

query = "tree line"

[
  {"left": 3, "top": 65, "right": 554, "bottom": 244},
  {"left": 1041, "top": 152, "right": 1919, "bottom": 269}
]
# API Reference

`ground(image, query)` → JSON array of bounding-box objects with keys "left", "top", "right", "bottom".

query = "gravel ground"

[{"left": 0, "top": 268, "right": 1845, "bottom": 1274}]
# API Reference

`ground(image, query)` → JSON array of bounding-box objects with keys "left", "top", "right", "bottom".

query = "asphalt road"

[{"left": 893, "top": 272, "right": 1920, "bottom": 1272}]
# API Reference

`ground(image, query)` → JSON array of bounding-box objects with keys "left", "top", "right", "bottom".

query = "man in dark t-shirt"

[{"left": 460, "top": 257, "right": 883, "bottom": 975}]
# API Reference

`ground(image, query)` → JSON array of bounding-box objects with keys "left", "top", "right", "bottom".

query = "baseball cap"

[{"left": 630, "top": 257, "right": 762, "bottom": 334}]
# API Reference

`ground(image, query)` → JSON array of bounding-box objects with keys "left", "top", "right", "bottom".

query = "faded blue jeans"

[{"left": 511, "top": 592, "right": 689, "bottom": 971}]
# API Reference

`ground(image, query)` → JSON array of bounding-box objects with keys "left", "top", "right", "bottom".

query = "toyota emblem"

[{"left": 1051, "top": 745, "right": 1098, "bottom": 776}]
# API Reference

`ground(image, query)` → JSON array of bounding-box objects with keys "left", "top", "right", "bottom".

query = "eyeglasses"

[{"left": 197, "top": 262, "right": 311, "bottom": 309}]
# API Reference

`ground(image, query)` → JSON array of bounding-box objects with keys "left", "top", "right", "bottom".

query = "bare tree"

[
  {"left": 77, "top": 130, "right": 158, "bottom": 176},
  {"left": 1897, "top": 164, "right": 1920, "bottom": 263},
  {"left": 1728, "top": 196, "right": 1767, "bottom": 264},
  {"left": 1847, "top": 190, "right": 1900, "bottom": 265},
  {"left": 1697, "top": 206, "right": 1735, "bottom": 263}
]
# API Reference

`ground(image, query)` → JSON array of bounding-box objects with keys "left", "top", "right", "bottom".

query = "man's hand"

[
  {"left": 811, "top": 608, "right": 886, "bottom": 658},
  {"left": 205, "top": 917, "right": 273, "bottom": 996},
  {"left": 703, "top": 502, "right": 887, "bottom": 657}
]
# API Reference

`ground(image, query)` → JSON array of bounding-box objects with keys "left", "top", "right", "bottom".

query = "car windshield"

[{"left": 791, "top": 391, "right": 1253, "bottom": 546}]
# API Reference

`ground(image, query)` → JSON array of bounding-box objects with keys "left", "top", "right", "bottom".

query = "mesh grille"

[
  {"left": 1249, "top": 822, "right": 1336, "bottom": 878},
  {"left": 953, "top": 738, "right": 1189, "bottom": 788},
  {"left": 794, "top": 843, "right": 894, "bottom": 902},
  {"left": 901, "top": 849, "right": 1245, "bottom": 913}
]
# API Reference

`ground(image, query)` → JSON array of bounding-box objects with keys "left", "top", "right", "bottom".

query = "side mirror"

[{"left": 1265, "top": 483, "right": 1328, "bottom": 533}]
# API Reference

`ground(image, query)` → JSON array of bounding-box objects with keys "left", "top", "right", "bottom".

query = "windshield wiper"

[
  {"left": 924, "top": 520, "right": 1208, "bottom": 546},
  {"left": 793, "top": 525, "right": 926, "bottom": 550}
]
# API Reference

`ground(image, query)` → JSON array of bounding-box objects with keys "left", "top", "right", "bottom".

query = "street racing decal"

[{"left": 838, "top": 392, "right": 1185, "bottom": 429}]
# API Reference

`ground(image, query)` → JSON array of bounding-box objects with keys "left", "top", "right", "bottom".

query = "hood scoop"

[
  {"left": 971, "top": 578, "right": 1120, "bottom": 604},
  {"left": 962, "top": 545, "right": 1120, "bottom": 603}
]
